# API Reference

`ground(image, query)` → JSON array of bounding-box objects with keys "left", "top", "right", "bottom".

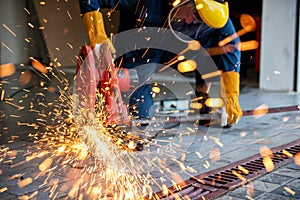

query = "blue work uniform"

[{"left": 79, "top": 0, "right": 241, "bottom": 118}]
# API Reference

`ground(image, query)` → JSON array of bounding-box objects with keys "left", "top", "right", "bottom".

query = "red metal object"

[
  {"left": 117, "top": 68, "right": 131, "bottom": 92},
  {"left": 76, "top": 45, "right": 98, "bottom": 111},
  {"left": 75, "top": 44, "right": 129, "bottom": 125}
]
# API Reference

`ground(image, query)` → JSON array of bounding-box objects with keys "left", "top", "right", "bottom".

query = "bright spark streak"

[
  {"left": 2, "top": 24, "right": 16, "bottom": 37},
  {"left": 28, "top": 23, "right": 34, "bottom": 29},
  {"left": 1, "top": 42, "right": 14, "bottom": 53},
  {"left": 201, "top": 70, "right": 222, "bottom": 80},
  {"left": 284, "top": 186, "right": 296, "bottom": 195},
  {"left": 67, "top": 11, "right": 72, "bottom": 20}
]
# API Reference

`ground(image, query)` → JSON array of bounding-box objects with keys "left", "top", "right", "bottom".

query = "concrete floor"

[{"left": 0, "top": 67, "right": 300, "bottom": 199}]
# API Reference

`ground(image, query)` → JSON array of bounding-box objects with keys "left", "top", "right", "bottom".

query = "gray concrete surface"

[{"left": 0, "top": 69, "right": 300, "bottom": 199}]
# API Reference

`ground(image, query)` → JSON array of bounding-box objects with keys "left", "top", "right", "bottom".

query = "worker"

[
  {"left": 78, "top": 0, "right": 170, "bottom": 122},
  {"left": 78, "top": 0, "right": 242, "bottom": 126},
  {"left": 171, "top": 0, "right": 242, "bottom": 126}
]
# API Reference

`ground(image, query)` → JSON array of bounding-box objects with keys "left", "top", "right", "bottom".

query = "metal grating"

[{"left": 153, "top": 139, "right": 300, "bottom": 200}]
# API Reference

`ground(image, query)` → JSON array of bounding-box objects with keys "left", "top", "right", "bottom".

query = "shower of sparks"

[
  {"left": 0, "top": 58, "right": 200, "bottom": 199},
  {"left": 0, "top": 3, "right": 286, "bottom": 198}
]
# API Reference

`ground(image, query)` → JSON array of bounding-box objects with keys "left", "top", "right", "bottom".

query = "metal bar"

[{"left": 242, "top": 105, "right": 300, "bottom": 116}]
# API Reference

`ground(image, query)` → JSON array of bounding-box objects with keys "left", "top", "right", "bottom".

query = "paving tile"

[
  {"left": 267, "top": 133, "right": 300, "bottom": 145},
  {"left": 256, "top": 192, "right": 297, "bottom": 200},
  {"left": 227, "top": 185, "right": 264, "bottom": 199},
  {"left": 0, "top": 192, "right": 18, "bottom": 200},
  {"left": 257, "top": 173, "right": 293, "bottom": 185},
  {"left": 270, "top": 185, "right": 300, "bottom": 199},
  {"left": 251, "top": 180, "right": 280, "bottom": 193},
  {"left": 273, "top": 168, "right": 300, "bottom": 178},
  {"left": 215, "top": 194, "right": 245, "bottom": 200},
  {"left": 286, "top": 178, "right": 300, "bottom": 188},
  {"left": 1, "top": 179, "right": 44, "bottom": 196},
  {"left": 286, "top": 162, "right": 300, "bottom": 170}
]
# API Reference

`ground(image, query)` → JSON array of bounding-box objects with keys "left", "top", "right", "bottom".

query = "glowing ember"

[
  {"left": 294, "top": 152, "right": 300, "bottom": 166},
  {"left": 2, "top": 24, "right": 16, "bottom": 37},
  {"left": 172, "top": 0, "right": 181, "bottom": 7},
  {"left": 39, "top": 158, "right": 53, "bottom": 172},
  {"left": 205, "top": 98, "right": 224, "bottom": 108},
  {"left": 190, "top": 102, "right": 203, "bottom": 110},
  {"left": 238, "top": 165, "right": 249, "bottom": 175},
  {"left": 0, "top": 187, "right": 8, "bottom": 193},
  {"left": 152, "top": 83, "right": 161, "bottom": 93},
  {"left": 209, "top": 148, "right": 221, "bottom": 162},
  {"left": 263, "top": 156, "right": 274, "bottom": 172},
  {"left": 0, "top": 63, "right": 16, "bottom": 78},
  {"left": 188, "top": 40, "right": 201, "bottom": 51},
  {"left": 282, "top": 149, "right": 293, "bottom": 158},
  {"left": 259, "top": 146, "right": 273, "bottom": 158},
  {"left": 195, "top": 3, "right": 204, "bottom": 10},
  {"left": 18, "top": 177, "right": 33, "bottom": 188},
  {"left": 218, "top": 14, "right": 256, "bottom": 47},
  {"left": 162, "top": 184, "right": 169, "bottom": 196},
  {"left": 253, "top": 104, "right": 269, "bottom": 119},
  {"left": 232, "top": 170, "right": 246, "bottom": 182},
  {"left": 201, "top": 70, "right": 222, "bottom": 80},
  {"left": 177, "top": 60, "right": 197, "bottom": 73},
  {"left": 239, "top": 40, "right": 259, "bottom": 51},
  {"left": 30, "top": 57, "right": 48, "bottom": 74},
  {"left": 283, "top": 186, "right": 296, "bottom": 196}
]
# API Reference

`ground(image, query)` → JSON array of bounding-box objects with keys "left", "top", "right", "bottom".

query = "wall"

[
  {"left": 32, "top": 0, "right": 119, "bottom": 68},
  {"left": 0, "top": 0, "right": 28, "bottom": 65},
  {"left": 260, "top": 0, "right": 297, "bottom": 91},
  {"left": 32, "top": 0, "right": 88, "bottom": 67}
]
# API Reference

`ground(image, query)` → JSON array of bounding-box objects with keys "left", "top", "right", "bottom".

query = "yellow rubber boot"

[
  {"left": 220, "top": 71, "right": 243, "bottom": 125},
  {"left": 83, "top": 11, "right": 115, "bottom": 53}
]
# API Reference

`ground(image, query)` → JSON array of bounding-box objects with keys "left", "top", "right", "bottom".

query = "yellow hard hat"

[{"left": 194, "top": 0, "right": 229, "bottom": 28}]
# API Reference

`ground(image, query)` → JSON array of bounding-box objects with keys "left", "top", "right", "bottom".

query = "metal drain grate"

[{"left": 154, "top": 139, "right": 300, "bottom": 200}]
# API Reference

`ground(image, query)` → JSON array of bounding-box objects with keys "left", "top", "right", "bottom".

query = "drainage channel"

[{"left": 153, "top": 139, "right": 300, "bottom": 200}]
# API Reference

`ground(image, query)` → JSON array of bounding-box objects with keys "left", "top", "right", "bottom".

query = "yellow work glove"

[
  {"left": 220, "top": 71, "right": 243, "bottom": 125},
  {"left": 83, "top": 11, "right": 116, "bottom": 53}
]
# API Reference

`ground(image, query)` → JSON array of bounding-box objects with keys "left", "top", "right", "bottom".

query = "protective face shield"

[{"left": 194, "top": 0, "right": 229, "bottom": 28}]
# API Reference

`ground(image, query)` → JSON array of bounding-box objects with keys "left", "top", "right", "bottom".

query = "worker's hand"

[
  {"left": 83, "top": 11, "right": 116, "bottom": 53},
  {"left": 220, "top": 71, "right": 243, "bottom": 125},
  {"left": 175, "top": 3, "right": 199, "bottom": 24},
  {"left": 101, "top": 38, "right": 116, "bottom": 54}
]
